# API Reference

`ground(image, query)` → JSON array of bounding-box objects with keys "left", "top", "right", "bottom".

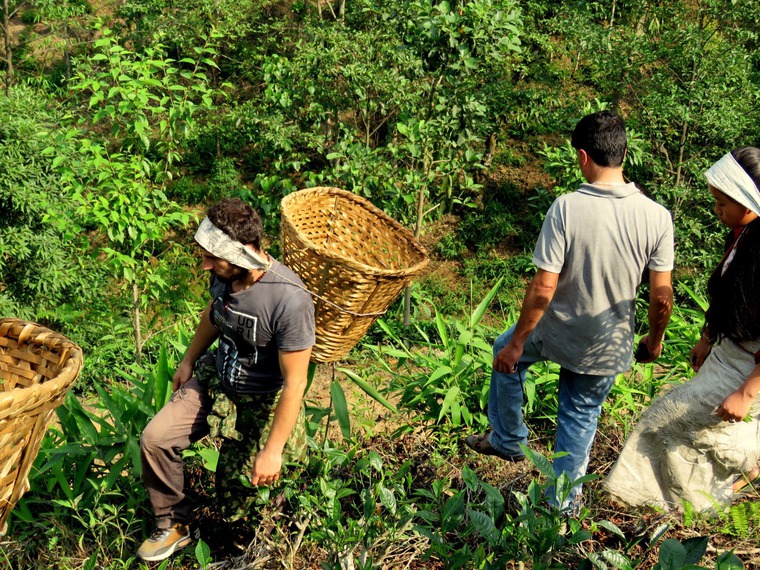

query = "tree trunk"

[
  {"left": 675, "top": 56, "right": 699, "bottom": 187},
  {"left": 403, "top": 177, "right": 426, "bottom": 327},
  {"left": 674, "top": 113, "right": 689, "bottom": 187},
  {"left": 3, "top": 0, "right": 13, "bottom": 96},
  {"left": 133, "top": 282, "right": 143, "bottom": 363}
]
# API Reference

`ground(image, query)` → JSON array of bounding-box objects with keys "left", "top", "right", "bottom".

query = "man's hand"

[
  {"left": 250, "top": 448, "right": 283, "bottom": 486},
  {"left": 494, "top": 341, "right": 523, "bottom": 374},
  {"left": 634, "top": 334, "right": 662, "bottom": 363},
  {"left": 689, "top": 337, "right": 712, "bottom": 372},
  {"left": 715, "top": 389, "right": 753, "bottom": 424},
  {"left": 173, "top": 361, "right": 194, "bottom": 392},
  {"left": 492, "top": 269, "right": 558, "bottom": 375}
]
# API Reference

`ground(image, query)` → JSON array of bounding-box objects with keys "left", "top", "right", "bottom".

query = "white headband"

[
  {"left": 194, "top": 217, "right": 271, "bottom": 271},
  {"left": 704, "top": 152, "right": 760, "bottom": 216}
]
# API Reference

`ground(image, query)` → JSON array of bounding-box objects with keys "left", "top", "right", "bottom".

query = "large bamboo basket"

[
  {"left": 0, "top": 318, "right": 83, "bottom": 534},
  {"left": 281, "top": 187, "right": 429, "bottom": 363}
]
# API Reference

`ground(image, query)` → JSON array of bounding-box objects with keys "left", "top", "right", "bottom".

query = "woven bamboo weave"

[
  {"left": 281, "top": 187, "right": 429, "bottom": 363},
  {"left": 0, "top": 318, "right": 83, "bottom": 534}
]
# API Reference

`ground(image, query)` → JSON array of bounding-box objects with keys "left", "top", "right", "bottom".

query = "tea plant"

[
  {"left": 376, "top": 278, "right": 504, "bottom": 430},
  {"left": 291, "top": 443, "right": 418, "bottom": 570},
  {"left": 415, "top": 453, "right": 600, "bottom": 569},
  {"left": 587, "top": 531, "right": 744, "bottom": 570}
]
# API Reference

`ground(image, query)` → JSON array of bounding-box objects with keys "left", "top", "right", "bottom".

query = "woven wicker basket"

[
  {"left": 281, "top": 187, "right": 429, "bottom": 363},
  {"left": 0, "top": 318, "right": 83, "bottom": 534}
]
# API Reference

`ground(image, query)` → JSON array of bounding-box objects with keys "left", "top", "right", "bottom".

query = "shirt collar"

[{"left": 577, "top": 182, "right": 641, "bottom": 198}]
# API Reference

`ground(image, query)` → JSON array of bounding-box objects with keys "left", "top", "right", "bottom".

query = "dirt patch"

[{"left": 418, "top": 214, "right": 459, "bottom": 250}]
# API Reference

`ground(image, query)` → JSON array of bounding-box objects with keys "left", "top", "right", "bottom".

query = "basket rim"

[
  {"left": 281, "top": 186, "right": 429, "bottom": 277},
  {"left": 0, "top": 318, "right": 83, "bottom": 400}
]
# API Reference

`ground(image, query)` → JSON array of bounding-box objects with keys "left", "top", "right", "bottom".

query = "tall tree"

[{"left": 52, "top": 29, "right": 223, "bottom": 360}]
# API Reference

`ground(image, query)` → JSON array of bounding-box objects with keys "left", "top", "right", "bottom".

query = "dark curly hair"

[
  {"left": 705, "top": 146, "right": 760, "bottom": 342},
  {"left": 571, "top": 111, "right": 628, "bottom": 168},
  {"left": 206, "top": 198, "right": 263, "bottom": 250}
]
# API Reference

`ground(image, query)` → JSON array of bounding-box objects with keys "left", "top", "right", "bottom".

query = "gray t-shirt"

[
  {"left": 209, "top": 260, "right": 316, "bottom": 394},
  {"left": 531, "top": 182, "right": 674, "bottom": 375}
]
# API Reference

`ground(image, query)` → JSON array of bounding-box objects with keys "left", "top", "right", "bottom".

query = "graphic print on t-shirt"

[
  {"left": 218, "top": 307, "right": 259, "bottom": 390},
  {"left": 228, "top": 307, "right": 258, "bottom": 351}
]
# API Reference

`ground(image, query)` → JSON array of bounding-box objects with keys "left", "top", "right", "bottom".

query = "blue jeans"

[{"left": 487, "top": 325, "right": 616, "bottom": 510}]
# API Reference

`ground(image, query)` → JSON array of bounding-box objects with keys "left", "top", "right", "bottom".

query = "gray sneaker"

[{"left": 137, "top": 523, "right": 194, "bottom": 562}]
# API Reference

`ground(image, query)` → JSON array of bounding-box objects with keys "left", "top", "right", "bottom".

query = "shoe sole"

[{"left": 138, "top": 535, "right": 193, "bottom": 562}]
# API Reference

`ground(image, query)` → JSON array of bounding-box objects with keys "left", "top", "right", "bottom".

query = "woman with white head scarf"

[{"left": 604, "top": 147, "right": 760, "bottom": 512}]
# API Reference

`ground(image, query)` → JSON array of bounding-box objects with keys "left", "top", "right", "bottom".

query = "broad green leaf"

[
  {"left": 155, "top": 344, "right": 171, "bottom": 408},
  {"left": 600, "top": 549, "right": 632, "bottom": 569},
  {"left": 466, "top": 508, "right": 500, "bottom": 545},
  {"left": 681, "top": 536, "right": 708, "bottom": 565},
  {"left": 481, "top": 481, "right": 505, "bottom": 520},
  {"left": 337, "top": 367, "right": 397, "bottom": 412},
  {"left": 428, "top": 365, "right": 453, "bottom": 383},
  {"left": 568, "top": 529, "right": 592, "bottom": 544},
  {"left": 597, "top": 520, "right": 626, "bottom": 540},
  {"left": 441, "top": 491, "right": 465, "bottom": 525},
  {"left": 470, "top": 277, "right": 503, "bottom": 328},
  {"left": 461, "top": 464, "right": 479, "bottom": 491},
  {"left": 195, "top": 539, "right": 212, "bottom": 568},
  {"left": 523, "top": 447, "right": 554, "bottom": 478},
  {"left": 330, "top": 381, "right": 351, "bottom": 440},
  {"left": 368, "top": 451, "right": 383, "bottom": 472},
  {"left": 438, "top": 385, "right": 461, "bottom": 422},
  {"left": 378, "top": 485, "right": 397, "bottom": 515},
  {"left": 658, "top": 538, "right": 687, "bottom": 569},
  {"left": 198, "top": 447, "right": 219, "bottom": 472},
  {"left": 435, "top": 310, "right": 449, "bottom": 347},
  {"left": 70, "top": 406, "right": 100, "bottom": 446},
  {"left": 715, "top": 551, "right": 744, "bottom": 570},
  {"left": 650, "top": 522, "right": 671, "bottom": 545}
]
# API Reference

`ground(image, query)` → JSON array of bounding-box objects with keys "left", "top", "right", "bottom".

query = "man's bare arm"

[
  {"left": 493, "top": 269, "right": 560, "bottom": 373},
  {"left": 173, "top": 302, "right": 219, "bottom": 390},
  {"left": 637, "top": 269, "right": 673, "bottom": 363},
  {"left": 250, "top": 347, "right": 312, "bottom": 486}
]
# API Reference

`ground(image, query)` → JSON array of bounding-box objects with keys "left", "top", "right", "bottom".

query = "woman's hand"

[
  {"left": 715, "top": 389, "right": 753, "bottom": 423},
  {"left": 690, "top": 337, "right": 713, "bottom": 372}
]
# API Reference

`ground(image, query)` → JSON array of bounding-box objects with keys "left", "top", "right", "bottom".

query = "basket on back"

[
  {"left": 281, "top": 187, "right": 429, "bottom": 363},
  {"left": 0, "top": 318, "right": 83, "bottom": 534}
]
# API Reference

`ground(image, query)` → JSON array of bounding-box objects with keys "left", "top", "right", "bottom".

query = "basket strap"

[{"left": 268, "top": 268, "right": 387, "bottom": 317}]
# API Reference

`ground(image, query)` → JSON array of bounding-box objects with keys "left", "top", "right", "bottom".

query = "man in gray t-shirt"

[
  {"left": 138, "top": 198, "right": 315, "bottom": 562},
  {"left": 466, "top": 111, "right": 674, "bottom": 511}
]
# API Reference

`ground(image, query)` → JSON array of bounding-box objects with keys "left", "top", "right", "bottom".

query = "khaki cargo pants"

[{"left": 140, "top": 356, "right": 308, "bottom": 528}]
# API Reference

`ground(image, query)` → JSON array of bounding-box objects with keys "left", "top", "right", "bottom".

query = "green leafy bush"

[
  {"left": 377, "top": 279, "right": 504, "bottom": 430},
  {"left": 0, "top": 85, "right": 98, "bottom": 323}
]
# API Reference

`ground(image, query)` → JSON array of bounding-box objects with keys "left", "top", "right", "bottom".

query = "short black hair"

[
  {"left": 207, "top": 198, "right": 263, "bottom": 250},
  {"left": 731, "top": 146, "right": 760, "bottom": 191},
  {"left": 571, "top": 111, "right": 627, "bottom": 167}
]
